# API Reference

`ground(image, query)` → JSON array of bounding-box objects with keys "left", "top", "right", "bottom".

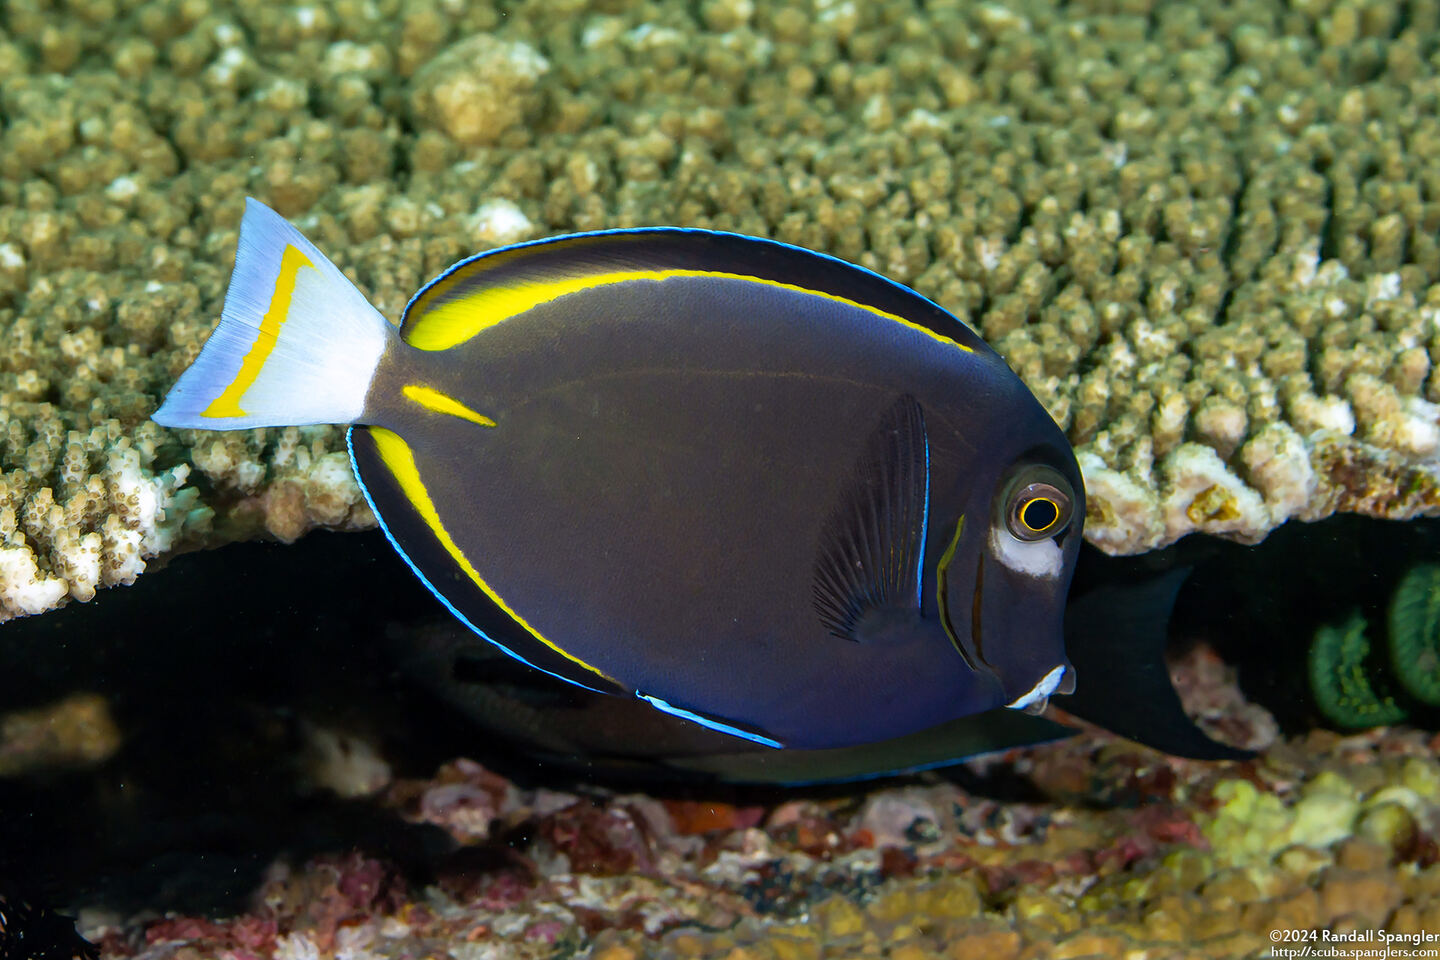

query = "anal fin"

[
  {"left": 812, "top": 394, "right": 930, "bottom": 642},
  {"left": 669, "top": 709, "right": 1073, "bottom": 785}
]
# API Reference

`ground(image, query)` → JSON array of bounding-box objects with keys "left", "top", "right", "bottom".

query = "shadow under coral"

[
  {"left": 0, "top": 513, "right": 1437, "bottom": 918},
  {"left": 0, "top": 531, "right": 470, "bottom": 913}
]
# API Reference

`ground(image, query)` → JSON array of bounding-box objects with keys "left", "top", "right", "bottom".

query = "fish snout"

[{"left": 1003, "top": 660, "right": 1075, "bottom": 715}]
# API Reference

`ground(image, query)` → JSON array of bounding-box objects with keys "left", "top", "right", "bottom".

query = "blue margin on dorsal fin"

[{"left": 398, "top": 227, "right": 995, "bottom": 357}]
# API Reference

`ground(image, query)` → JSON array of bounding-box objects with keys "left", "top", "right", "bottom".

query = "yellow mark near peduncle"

[
  {"left": 367, "top": 426, "right": 615, "bottom": 684},
  {"left": 402, "top": 384, "right": 496, "bottom": 426},
  {"left": 204, "top": 244, "right": 315, "bottom": 418},
  {"left": 406, "top": 268, "right": 975, "bottom": 355}
]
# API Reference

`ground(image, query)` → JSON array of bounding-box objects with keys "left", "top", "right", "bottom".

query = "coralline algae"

[
  {"left": 79, "top": 720, "right": 1440, "bottom": 960},
  {"left": 1, "top": 0, "right": 1439, "bottom": 615}
]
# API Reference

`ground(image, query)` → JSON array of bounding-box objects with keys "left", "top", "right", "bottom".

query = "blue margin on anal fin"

[
  {"left": 670, "top": 708, "right": 1073, "bottom": 784},
  {"left": 346, "top": 426, "right": 616, "bottom": 696},
  {"left": 637, "top": 692, "right": 784, "bottom": 748}
]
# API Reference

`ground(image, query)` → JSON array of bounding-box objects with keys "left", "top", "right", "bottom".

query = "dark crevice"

[
  {"left": 1317, "top": 172, "right": 1340, "bottom": 262},
  {"left": 1211, "top": 154, "right": 1249, "bottom": 328}
]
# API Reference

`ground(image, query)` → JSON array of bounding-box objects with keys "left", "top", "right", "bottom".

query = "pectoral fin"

[{"left": 812, "top": 394, "right": 931, "bottom": 643}]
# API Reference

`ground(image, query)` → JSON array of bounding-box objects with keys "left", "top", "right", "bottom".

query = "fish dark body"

[
  {"left": 348, "top": 230, "right": 1083, "bottom": 749},
  {"left": 400, "top": 563, "right": 1249, "bottom": 785},
  {"left": 154, "top": 199, "right": 1233, "bottom": 766}
]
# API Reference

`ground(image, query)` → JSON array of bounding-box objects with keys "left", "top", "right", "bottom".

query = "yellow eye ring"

[
  {"left": 1019, "top": 493, "right": 1061, "bottom": 533},
  {"left": 1007, "top": 480, "right": 1072, "bottom": 542}
]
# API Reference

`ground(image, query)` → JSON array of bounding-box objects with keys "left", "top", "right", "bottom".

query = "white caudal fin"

[{"left": 152, "top": 197, "right": 392, "bottom": 430}]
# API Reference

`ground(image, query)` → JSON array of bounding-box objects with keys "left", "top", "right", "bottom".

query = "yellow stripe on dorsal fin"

[
  {"left": 402, "top": 384, "right": 496, "bottom": 426},
  {"left": 405, "top": 267, "right": 973, "bottom": 355},
  {"left": 203, "top": 243, "right": 315, "bottom": 418}
]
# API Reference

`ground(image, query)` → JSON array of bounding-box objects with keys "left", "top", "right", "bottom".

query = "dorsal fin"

[
  {"left": 812, "top": 395, "right": 930, "bottom": 642},
  {"left": 399, "top": 228, "right": 994, "bottom": 356}
]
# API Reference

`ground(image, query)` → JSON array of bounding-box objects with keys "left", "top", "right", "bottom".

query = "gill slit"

[
  {"left": 935, "top": 518, "right": 978, "bottom": 671},
  {"left": 970, "top": 551, "right": 989, "bottom": 670}
]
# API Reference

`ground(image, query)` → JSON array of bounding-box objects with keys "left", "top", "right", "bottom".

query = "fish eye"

[{"left": 1001, "top": 467, "right": 1074, "bottom": 542}]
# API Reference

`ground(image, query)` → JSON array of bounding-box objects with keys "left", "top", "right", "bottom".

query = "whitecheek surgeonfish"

[{"left": 155, "top": 199, "right": 1244, "bottom": 775}]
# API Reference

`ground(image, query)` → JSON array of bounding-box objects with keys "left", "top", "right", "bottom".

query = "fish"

[{"left": 155, "top": 197, "right": 1165, "bottom": 755}]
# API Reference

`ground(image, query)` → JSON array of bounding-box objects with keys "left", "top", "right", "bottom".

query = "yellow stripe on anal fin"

[
  {"left": 406, "top": 268, "right": 975, "bottom": 356},
  {"left": 204, "top": 243, "right": 316, "bottom": 418},
  {"left": 402, "top": 384, "right": 496, "bottom": 426},
  {"left": 367, "top": 426, "right": 615, "bottom": 684}
]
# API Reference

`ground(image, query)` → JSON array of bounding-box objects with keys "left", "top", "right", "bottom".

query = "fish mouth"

[
  {"left": 1005, "top": 663, "right": 1068, "bottom": 715},
  {"left": 940, "top": 517, "right": 1070, "bottom": 707},
  {"left": 962, "top": 521, "right": 1075, "bottom": 712}
]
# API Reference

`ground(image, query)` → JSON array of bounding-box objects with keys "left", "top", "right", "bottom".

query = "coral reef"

[
  {"left": 77, "top": 703, "right": 1440, "bottom": 960},
  {"left": 4, "top": 0, "right": 1440, "bottom": 618},
  {"left": 1308, "top": 563, "right": 1440, "bottom": 728},
  {"left": 5, "top": 534, "right": 1436, "bottom": 959}
]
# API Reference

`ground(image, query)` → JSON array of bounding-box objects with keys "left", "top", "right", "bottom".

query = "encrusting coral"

[
  {"left": 3, "top": 0, "right": 1440, "bottom": 618},
  {"left": 71, "top": 707, "right": 1440, "bottom": 960}
]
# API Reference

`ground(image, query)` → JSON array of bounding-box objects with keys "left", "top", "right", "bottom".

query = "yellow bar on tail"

[
  {"left": 203, "top": 244, "right": 316, "bottom": 419},
  {"left": 152, "top": 198, "right": 392, "bottom": 431}
]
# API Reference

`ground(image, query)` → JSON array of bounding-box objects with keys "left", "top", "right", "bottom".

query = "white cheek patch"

[
  {"left": 1006, "top": 664, "right": 1067, "bottom": 711},
  {"left": 988, "top": 525, "right": 1064, "bottom": 578}
]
